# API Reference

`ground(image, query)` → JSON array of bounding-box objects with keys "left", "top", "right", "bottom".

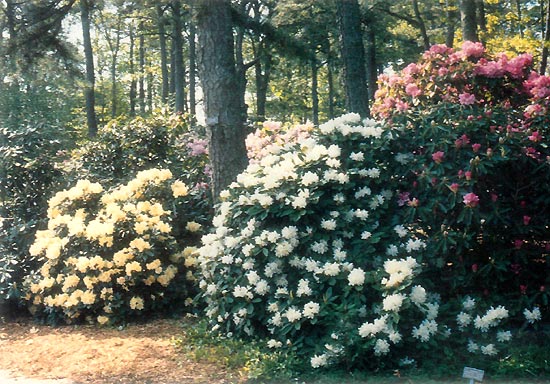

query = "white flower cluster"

[{"left": 197, "top": 114, "right": 437, "bottom": 368}]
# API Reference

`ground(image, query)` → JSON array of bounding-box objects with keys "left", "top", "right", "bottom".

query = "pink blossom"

[
  {"left": 475, "top": 58, "right": 506, "bottom": 78},
  {"left": 471, "top": 264, "right": 478, "bottom": 272},
  {"left": 403, "top": 63, "right": 420, "bottom": 76},
  {"left": 459, "top": 92, "right": 476, "bottom": 105},
  {"left": 528, "top": 131, "right": 542, "bottom": 142},
  {"left": 520, "top": 285, "right": 527, "bottom": 295},
  {"left": 465, "top": 171, "right": 472, "bottom": 181},
  {"left": 461, "top": 41, "right": 485, "bottom": 58},
  {"left": 408, "top": 198, "right": 419, "bottom": 207},
  {"left": 432, "top": 151, "right": 445, "bottom": 163},
  {"left": 463, "top": 192, "right": 479, "bottom": 208},
  {"left": 398, "top": 192, "right": 410, "bottom": 206},
  {"left": 405, "top": 83, "right": 422, "bottom": 97},
  {"left": 514, "top": 239, "right": 523, "bottom": 249},
  {"left": 187, "top": 138, "right": 209, "bottom": 156},
  {"left": 449, "top": 183, "right": 459, "bottom": 193},
  {"left": 523, "top": 215, "right": 531, "bottom": 225},
  {"left": 504, "top": 54, "right": 532, "bottom": 79},
  {"left": 472, "top": 143, "right": 481, "bottom": 152}
]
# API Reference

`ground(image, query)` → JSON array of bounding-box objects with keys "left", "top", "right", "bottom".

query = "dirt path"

[{"left": 0, "top": 317, "right": 240, "bottom": 384}]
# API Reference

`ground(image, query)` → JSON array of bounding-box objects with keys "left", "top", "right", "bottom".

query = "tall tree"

[
  {"left": 188, "top": 19, "right": 197, "bottom": 118},
  {"left": 541, "top": 0, "right": 550, "bottom": 74},
  {"left": 336, "top": 0, "right": 369, "bottom": 117},
  {"left": 460, "top": 0, "right": 478, "bottom": 42},
  {"left": 196, "top": 0, "right": 248, "bottom": 199},
  {"left": 156, "top": 4, "right": 170, "bottom": 104},
  {"left": 80, "top": 0, "right": 98, "bottom": 137},
  {"left": 172, "top": 0, "right": 185, "bottom": 113}
]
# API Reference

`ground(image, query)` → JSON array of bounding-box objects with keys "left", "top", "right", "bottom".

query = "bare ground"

[{"left": 0, "top": 317, "right": 242, "bottom": 384}]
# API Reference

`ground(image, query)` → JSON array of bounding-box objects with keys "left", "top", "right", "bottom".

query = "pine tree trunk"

[
  {"left": 139, "top": 21, "right": 146, "bottom": 115},
  {"left": 172, "top": 0, "right": 185, "bottom": 113},
  {"left": 460, "top": 0, "right": 478, "bottom": 42},
  {"left": 311, "top": 57, "right": 319, "bottom": 126},
  {"left": 196, "top": 0, "right": 248, "bottom": 200},
  {"left": 80, "top": 0, "right": 98, "bottom": 137},
  {"left": 540, "top": 0, "right": 550, "bottom": 74},
  {"left": 337, "top": 0, "right": 370, "bottom": 118},
  {"left": 157, "top": 4, "right": 169, "bottom": 104},
  {"left": 445, "top": 0, "right": 457, "bottom": 47},
  {"left": 365, "top": 23, "right": 378, "bottom": 101},
  {"left": 189, "top": 21, "right": 197, "bottom": 118},
  {"left": 129, "top": 24, "right": 137, "bottom": 117},
  {"left": 412, "top": 0, "right": 430, "bottom": 50}
]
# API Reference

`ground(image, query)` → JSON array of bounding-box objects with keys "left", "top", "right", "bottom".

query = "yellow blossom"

[
  {"left": 171, "top": 180, "right": 188, "bottom": 197},
  {"left": 156, "top": 221, "right": 171, "bottom": 233},
  {"left": 129, "top": 238, "right": 151, "bottom": 252},
  {"left": 146, "top": 259, "right": 162, "bottom": 271},
  {"left": 144, "top": 275, "right": 156, "bottom": 286},
  {"left": 97, "top": 315, "right": 110, "bottom": 325},
  {"left": 80, "top": 290, "right": 96, "bottom": 305},
  {"left": 62, "top": 275, "right": 80, "bottom": 292},
  {"left": 125, "top": 261, "right": 142, "bottom": 276},
  {"left": 134, "top": 221, "right": 149, "bottom": 235},
  {"left": 185, "top": 221, "right": 202, "bottom": 232},
  {"left": 129, "top": 296, "right": 144, "bottom": 310}
]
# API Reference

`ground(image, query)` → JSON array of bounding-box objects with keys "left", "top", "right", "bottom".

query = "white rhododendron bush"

[
  {"left": 198, "top": 114, "right": 535, "bottom": 369},
  {"left": 24, "top": 168, "right": 200, "bottom": 324}
]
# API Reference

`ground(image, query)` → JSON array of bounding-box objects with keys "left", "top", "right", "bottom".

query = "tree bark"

[
  {"left": 129, "top": 24, "right": 137, "bottom": 117},
  {"left": 412, "top": 0, "right": 430, "bottom": 50},
  {"left": 80, "top": 0, "right": 98, "bottom": 137},
  {"left": 337, "top": 0, "right": 370, "bottom": 118},
  {"left": 139, "top": 21, "right": 146, "bottom": 115},
  {"left": 460, "top": 0, "right": 478, "bottom": 42},
  {"left": 445, "top": 0, "right": 457, "bottom": 47},
  {"left": 172, "top": 0, "right": 185, "bottom": 113},
  {"left": 365, "top": 22, "right": 378, "bottom": 101},
  {"left": 311, "top": 57, "right": 319, "bottom": 126},
  {"left": 189, "top": 20, "right": 197, "bottom": 118},
  {"left": 541, "top": 0, "right": 550, "bottom": 74},
  {"left": 196, "top": 0, "right": 248, "bottom": 200},
  {"left": 157, "top": 4, "right": 170, "bottom": 104}
]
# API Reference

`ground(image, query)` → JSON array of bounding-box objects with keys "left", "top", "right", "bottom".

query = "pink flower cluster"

[{"left": 246, "top": 121, "right": 313, "bottom": 162}]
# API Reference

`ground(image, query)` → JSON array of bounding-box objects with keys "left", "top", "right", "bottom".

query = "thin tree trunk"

[
  {"left": 189, "top": 20, "right": 197, "bottom": 119},
  {"left": 311, "top": 58, "right": 319, "bottom": 126},
  {"left": 106, "top": 17, "right": 121, "bottom": 119},
  {"left": 365, "top": 22, "right": 378, "bottom": 101},
  {"left": 412, "top": 0, "right": 430, "bottom": 50},
  {"left": 196, "top": 0, "right": 248, "bottom": 200},
  {"left": 129, "top": 24, "right": 137, "bottom": 117},
  {"left": 172, "top": 0, "right": 185, "bottom": 113},
  {"left": 80, "top": 0, "right": 98, "bottom": 137},
  {"left": 327, "top": 56, "right": 335, "bottom": 119},
  {"left": 147, "top": 68, "right": 153, "bottom": 112},
  {"left": 515, "top": 0, "right": 524, "bottom": 38},
  {"left": 139, "top": 21, "right": 146, "bottom": 115},
  {"left": 234, "top": 1, "right": 248, "bottom": 125},
  {"left": 445, "top": 0, "right": 457, "bottom": 47},
  {"left": 157, "top": 4, "right": 169, "bottom": 104},
  {"left": 540, "top": 0, "right": 550, "bottom": 74},
  {"left": 337, "top": 0, "right": 370, "bottom": 117},
  {"left": 460, "top": 0, "right": 478, "bottom": 42},
  {"left": 476, "top": 0, "right": 486, "bottom": 34}
]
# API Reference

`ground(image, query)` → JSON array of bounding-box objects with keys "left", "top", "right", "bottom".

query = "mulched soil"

[{"left": 0, "top": 316, "right": 242, "bottom": 384}]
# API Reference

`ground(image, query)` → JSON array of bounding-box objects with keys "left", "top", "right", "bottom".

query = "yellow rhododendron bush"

[{"left": 23, "top": 168, "right": 200, "bottom": 324}]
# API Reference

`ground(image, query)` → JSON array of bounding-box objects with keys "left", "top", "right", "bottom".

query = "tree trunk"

[
  {"left": 540, "top": 0, "right": 550, "bottom": 74},
  {"left": 129, "top": 24, "right": 137, "bottom": 117},
  {"left": 515, "top": 0, "right": 524, "bottom": 38},
  {"left": 196, "top": 0, "right": 248, "bottom": 200},
  {"left": 189, "top": 20, "right": 197, "bottom": 118},
  {"left": 476, "top": 0, "right": 486, "bottom": 34},
  {"left": 412, "top": 0, "right": 430, "bottom": 50},
  {"left": 460, "top": 0, "right": 478, "bottom": 42},
  {"left": 80, "top": 0, "right": 98, "bottom": 137},
  {"left": 327, "top": 54, "right": 335, "bottom": 120},
  {"left": 157, "top": 4, "right": 169, "bottom": 104},
  {"left": 336, "top": 0, "right": 370, "bottom": 118},
  {"left": 311, "top": 57, "right": 319, "bottom": 126},
  {"left": 172, "top": 0, "right": 185, "bottom": 113},
  {"left": 139, "top": 21, "right": 146, "bottom": 115},
  {"left": 365, "top": 22, "right": 378, "bottom": 101},
  {"left": 445, "top": 0, "right": 457, "bottom": 47},
  {"left": 106, "top": 17, "right": 121, "bottom": 119}
]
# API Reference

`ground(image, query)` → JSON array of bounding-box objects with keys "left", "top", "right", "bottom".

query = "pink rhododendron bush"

[
  {"left": 23, "top": 168, "right": 202, "bottom": 324},
  {"left": 372, "top": 42, "right": 550, "bottom": 316},
  {"left": 197, "top": 113, "right": 541, "bottom": 370}
]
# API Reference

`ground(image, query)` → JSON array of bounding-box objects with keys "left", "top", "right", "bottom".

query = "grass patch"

[{"left": 173, "top": 318, "right": 550, "bottom": 383}]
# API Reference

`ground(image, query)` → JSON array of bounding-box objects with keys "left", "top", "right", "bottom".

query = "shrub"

[
  {"left": 0, "top": 122, "right": 72, "bottom": 300},
  {"left": 372, "top": 42, "right": 550, "bottom": 316},
  {"left": 23, "top": 168, "right": 201, "bottom": 324},
  {"left": 197, "top": 114, "right": 533, "bottom": 370}
]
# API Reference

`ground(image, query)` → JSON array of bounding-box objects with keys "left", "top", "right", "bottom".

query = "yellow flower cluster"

[{"left": 25, "top": 168, "right": 197, "bottom": 324}]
